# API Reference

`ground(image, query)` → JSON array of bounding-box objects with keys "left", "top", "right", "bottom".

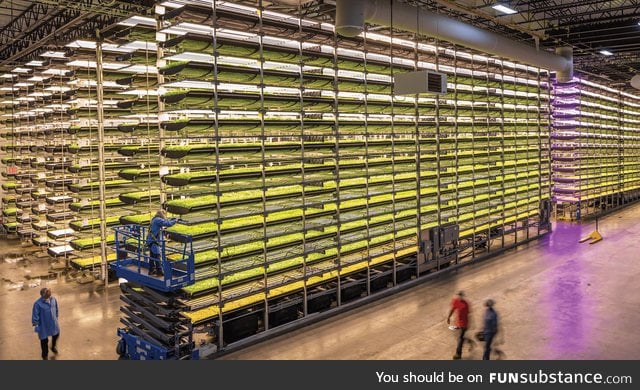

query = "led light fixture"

[
  {"left": 41, "top": 51, "right": 68, "bottom": 59},
  {"left": 599, "top": 50, "right": 613, "bottom": 56},
  {"left": 492, "top": 4, "right": 518, "bottom": 14},
  {"left": 118, "top": 15, "right": 156, "bottom": 27}
]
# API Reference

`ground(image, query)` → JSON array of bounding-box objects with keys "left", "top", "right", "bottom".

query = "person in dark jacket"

[
  {"left": 146, "top": 209, "right": 177, "bottom": 276},
  {"left": 32, "top": 287, "right": 59, "bottom": 360},
  {"left": 482, "top": 298, "right": 499, "bottom": 360}
]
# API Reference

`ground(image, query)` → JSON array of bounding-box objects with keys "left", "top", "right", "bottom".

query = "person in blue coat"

[
  {"left": 32, "top": 287, "right": 59, "bottom": 360},
  {"left": 146, "top": 209, "right": 177, "bottom": 276},
  {"left": 482, "top": 298, "right": 499, "bottom": 360}
]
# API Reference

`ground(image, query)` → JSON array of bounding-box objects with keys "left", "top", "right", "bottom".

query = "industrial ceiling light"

[
  {"left": 492, "top": 4, "right": 518, "bottom": 15},
  {"left": 600, "top": 50, "right": 613, "bottom": 56},
  {"left": 41, "top": 51, "right": 67, "bottom": 59},
  {"left": 118, "top": 15, "right": 156, "bottom": 27}
]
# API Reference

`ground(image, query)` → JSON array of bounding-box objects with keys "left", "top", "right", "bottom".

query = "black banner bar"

[{"left": 1, "top": 360, "right": 637, "bottom": 390}]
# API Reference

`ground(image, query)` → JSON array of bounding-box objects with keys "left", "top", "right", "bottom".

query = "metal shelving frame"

[
  {"left": 149, "top": 0, "right": 552, "bottom": 352},
  {"left": 552, "top": 77, "right": 640, "bottom": 220},
  {"left": 0, "top": 0, "right": 568, "bottom": 355}
]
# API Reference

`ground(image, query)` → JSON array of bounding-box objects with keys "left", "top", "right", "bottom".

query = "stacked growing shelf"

[
  {"left": 52, "top": 51, "right": 111, "bottom": 264},
  {"left": 552, "top": 78, "right": 640, "bottom": 220},
  {"left": 619, "top": 92, "right": 640, "bottom": 203},
  {"left": 0, "top": 59, "right": 79, "bottom": 257},
  {"left": 0, "top": 0, "right": 556, "bottom": 354},
  {"left": 63, "top": 18, "right": 160, "bottom": 271},
  {"left": 110, "top": 17, "right": 162, "bottom": 234},
  {"left": 29, "top": 61, "right": 77, "bottom": 253},
  {"left": 62, "top": 34, "right": 160, "bottom": 271},
  {"left": 135, "top": 1, "right": 552, "bottom": 350},
  {"left": 37, "top": 57, "right": 80, "bottom": 261},
  {"left": 0, "top": 69, "right": 32, "bottom": 240},
  {"left": 0, "top": 73, "right": 19, "bottom": 235}
]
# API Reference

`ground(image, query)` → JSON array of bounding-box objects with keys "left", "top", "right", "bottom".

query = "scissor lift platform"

[
  {"left": 110, "top": 224, "right": 195, "bottom": 292},
  {"left": 111, "top": 224, "right": 201, "bottom": 359}
]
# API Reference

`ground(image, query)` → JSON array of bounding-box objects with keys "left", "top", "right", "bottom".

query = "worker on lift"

[{"left": 146, "top": 209, "right": 178, "bottom": 276}]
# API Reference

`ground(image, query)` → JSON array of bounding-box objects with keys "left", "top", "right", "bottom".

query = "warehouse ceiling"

[
  {"left": 0, "top": 0, "right": 154, "bottom": 69},
  {"left": 426, "top": 0, "right": 640, "bottom": 88},
  {"left": 1, "top": 0, "right": 640, "bottom": 89},
  {"left": 292, "top": 0, "right": 640, "bottom": 89}
]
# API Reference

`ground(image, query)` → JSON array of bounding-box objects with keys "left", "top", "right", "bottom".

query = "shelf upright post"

[
  {"left": 523, "top": 70, "right": 529, "bottom": 239},
  {"left": 257, "top": 0, "right": 270, "bottom": 331},
  {"left": 536, "top": 69, "right": 542, "bottom": 236},
  {"left": 95, "top": 36, "right": 109, "bottom": 286},
  {"left": 331, "top": 15, "right": 342, "bottom": 307},
  {"left": 483, "top": 57, "right": 492, "bottom": 251},
  {"left": 199, "top": 0, "right": 225, "bottom": 350},
  {"left": 617, "top": 89, "right": 623, "bottom": 209},
  {"left": 498, "top": 59, "right": 507, "bottom": 249},
  {"left": 156, "top": 16, "right": 166, "bottom": 206},
  {"left": 511, "top": 63, "right": 518, "bottom": 242},
  {"left": 296, "top": 1, "right": 308, "bottom": 318},
  {"left": 362, "top": 27, "right": 371, "bottom": 297},
  {"left": 545, "top": 71, "right": 552, "bottom": 229},
  {"left": 513, "top": 64, "right": 520, "bottom": 242},
  {"left": 390, "top": 27, "right": 398, "bottom": 283},
  {"left": 575, "top": 79, "right": 581, "bottom": 221},
  {"left": 143, "top": 38, "right": 156, "bottom": 214},
  {"left": 453, "top": 44, "right": 460, "bottom": 262},
  {"left": 58, "top": 66, "right": 70, "bottom": 267},
  {"left": 18, "top": 79, "right": 28, "bottom": 243},
  {"left": 412, "top": 33, "right": 420, "bottom": 276},
  {"left": 434, "top": 38, "right": 443, "bottom": 270},
  {"left": 470, "top": 55, "right": 478, "bottom": 258}
]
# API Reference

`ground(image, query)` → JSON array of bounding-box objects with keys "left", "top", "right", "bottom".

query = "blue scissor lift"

[{"left": 111, "top": 224, "right": 200, "bottom": 360}]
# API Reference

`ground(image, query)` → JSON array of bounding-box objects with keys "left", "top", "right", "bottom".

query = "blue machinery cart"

[{"left": 111, "top": 224, "right": 202, "bottom": 360}]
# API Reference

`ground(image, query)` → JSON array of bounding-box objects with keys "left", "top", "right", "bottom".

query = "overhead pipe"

[{"left": 335, "top": 0, "right": 573, "bottom": 82}]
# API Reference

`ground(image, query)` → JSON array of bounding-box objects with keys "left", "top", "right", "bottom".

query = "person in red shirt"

[{"left": 447, "top": 290, "right": 471, "bottom": 359}]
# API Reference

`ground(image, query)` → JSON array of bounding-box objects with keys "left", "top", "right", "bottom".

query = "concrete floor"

[
  {"left": 2, "top": 202, "right": 640, "bottom": 360},
  {"left": 0, "top": 239, "right": 122, "bottom": 360},
  {"left": 221, "top": 204, "right": 640, "bottom": 360}
]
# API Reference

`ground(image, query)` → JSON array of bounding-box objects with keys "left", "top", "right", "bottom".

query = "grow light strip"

[{"left": 66, "top": 60, "right": 127, "bottom": 70}]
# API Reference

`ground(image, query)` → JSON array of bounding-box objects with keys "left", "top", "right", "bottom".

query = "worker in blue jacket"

[
  {"left": 146, "top": 209, "right": 177, "bottom": 276},
  {"left": 32, "top": 287, "right": 59, "bottom": 360}
]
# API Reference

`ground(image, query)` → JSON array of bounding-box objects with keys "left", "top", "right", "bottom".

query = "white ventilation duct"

[
  {"left": 631, "top": 75, "right": 640, "bottom": 90},
  {"left": 335, "top": 0, "right": 573, "bottom": 82}
]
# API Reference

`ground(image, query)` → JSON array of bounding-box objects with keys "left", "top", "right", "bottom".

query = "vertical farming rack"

[
  {"left": 552, "top": 77, "right": 640, "bottom": 220},
  {"left": 0, "top": 0, "right": 566, "bottom": 355}
]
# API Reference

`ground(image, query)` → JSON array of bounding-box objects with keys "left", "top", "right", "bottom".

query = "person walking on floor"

[
  {"left": 146, "top": 209, "right": 177, "bottom": 276},
  {"left": 482, "top": 298, "right": 499, "bottom": 360},
  {"left": 447, "top": 290, "right": 471, "bottom": 360},
  {"left": 32, "top": 287, "right": 59, "bottom": 360}
]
